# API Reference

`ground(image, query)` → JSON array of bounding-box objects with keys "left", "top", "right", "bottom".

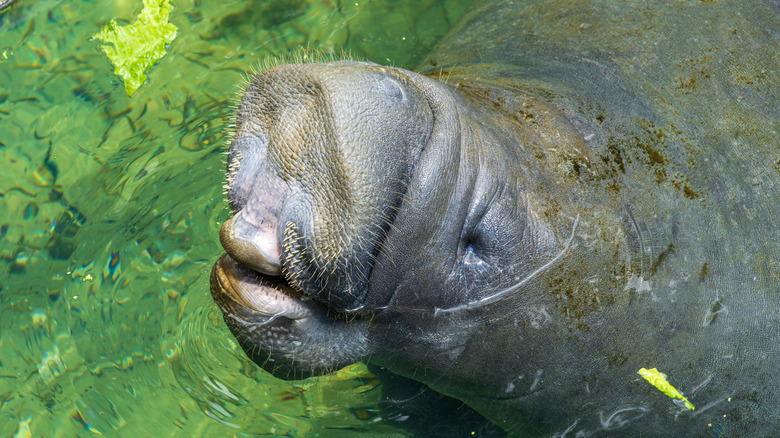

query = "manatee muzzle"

[{"left": 214, "top": 61, "right": 437, "bottom": 316}]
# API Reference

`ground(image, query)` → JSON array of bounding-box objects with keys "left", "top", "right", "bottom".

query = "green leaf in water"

[
  {"left": 637, "top": 367, "right": 695, "bottom": 411},
  {"left": 91, "top": 0, "right": 178, "bottom": 96}
]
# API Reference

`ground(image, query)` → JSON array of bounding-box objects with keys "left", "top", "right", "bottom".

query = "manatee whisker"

[{"left": 225, "top": 311, "right": 285, "bottom": 327}]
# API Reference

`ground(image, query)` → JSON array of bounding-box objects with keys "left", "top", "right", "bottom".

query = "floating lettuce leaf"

[
  {"left": 638, "top": 367, "right": 695, "bottom": 410},
  {"left": 92, "top": 0, "right": 178, "bottom": 96}
]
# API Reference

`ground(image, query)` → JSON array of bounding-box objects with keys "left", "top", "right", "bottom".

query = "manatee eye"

[
  {"left": 459, "top": 188, "right": 524, "bottom": 279},
  {"left": 463, "top": 244, "right": 490, "bottom": 273},
  {"left": 459, "top": 204, "right": 496, "bottom": 276}
]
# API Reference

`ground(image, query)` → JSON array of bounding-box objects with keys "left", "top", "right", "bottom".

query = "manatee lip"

[
  {"left": 216, "top": 215, "right": 320, "bottom": 319},
  {"left": 219, "top": 216, "right": 282, "bottom": 276},
  {"left": 212, "top": 254, "right": 314, "bottom": 321}
]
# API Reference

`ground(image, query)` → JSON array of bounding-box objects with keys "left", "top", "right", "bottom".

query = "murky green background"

[{"left": 0, "top": 0, "right": 475, "bottom": 435}]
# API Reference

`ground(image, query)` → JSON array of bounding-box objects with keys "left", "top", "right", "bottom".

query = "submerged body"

[{"left": 210, "top": 1, "right": 780, "bottom": 436}]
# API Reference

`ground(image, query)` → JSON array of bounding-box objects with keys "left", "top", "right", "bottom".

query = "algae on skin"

[
  {"left": 92, "top": 0, "right": 178, "bottom": 96},
  {"left": 637, "top": 367, "right": 695, "bottom": 410}
]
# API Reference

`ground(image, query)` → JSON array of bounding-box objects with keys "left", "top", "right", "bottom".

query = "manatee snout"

[
  {"left": 210, "top": 60, "right": 448, "bottom": 377},
  {"left": 217, "top": 61, "right": 435, "bottom": 313}
]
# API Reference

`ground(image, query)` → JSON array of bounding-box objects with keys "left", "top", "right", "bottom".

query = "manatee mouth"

[
  {"left": 212, "top": 216, "right": 364, "bottom": 321},
  {"left": 210, "top": 253, "right": 367, "bottom": 379},
  {"left": 210, "top": 254, "right": 317, "bottom": 322}
]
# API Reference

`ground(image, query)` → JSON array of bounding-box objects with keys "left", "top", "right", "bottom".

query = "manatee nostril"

[
  {"left": 220, "top": 216, "right": 282, "bottom": 276},
  {"left": 379, "top": 76, "right": 407, "bottom": 102}
]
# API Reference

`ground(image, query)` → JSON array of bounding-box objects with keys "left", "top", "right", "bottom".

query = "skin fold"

[{"left": 210, "top": 1, "right": 780, "bottom": 435}]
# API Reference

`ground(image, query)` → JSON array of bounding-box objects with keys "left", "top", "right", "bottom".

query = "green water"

[{"left": 0, "top": 0, "right": 475, "bottom": 435}]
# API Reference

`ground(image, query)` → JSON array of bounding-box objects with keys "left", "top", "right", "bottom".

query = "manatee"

[{"left": 210, "top": 0, "right": 780, "bottom": 435}]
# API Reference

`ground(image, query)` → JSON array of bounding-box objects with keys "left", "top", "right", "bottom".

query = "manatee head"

[
  {"left": 212, "top": 59, "right": 438, "bottom": 377},
  {"left": 210, "top": 59, "right": 592, "bottom": 383},
  {"left": 220, "top": 60, "right": 437, "bottom": 309}
]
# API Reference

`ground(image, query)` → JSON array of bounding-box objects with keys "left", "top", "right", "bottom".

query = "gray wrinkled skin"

[{"left": 211, "top": 1, "right": 780, "bottom": 436}]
